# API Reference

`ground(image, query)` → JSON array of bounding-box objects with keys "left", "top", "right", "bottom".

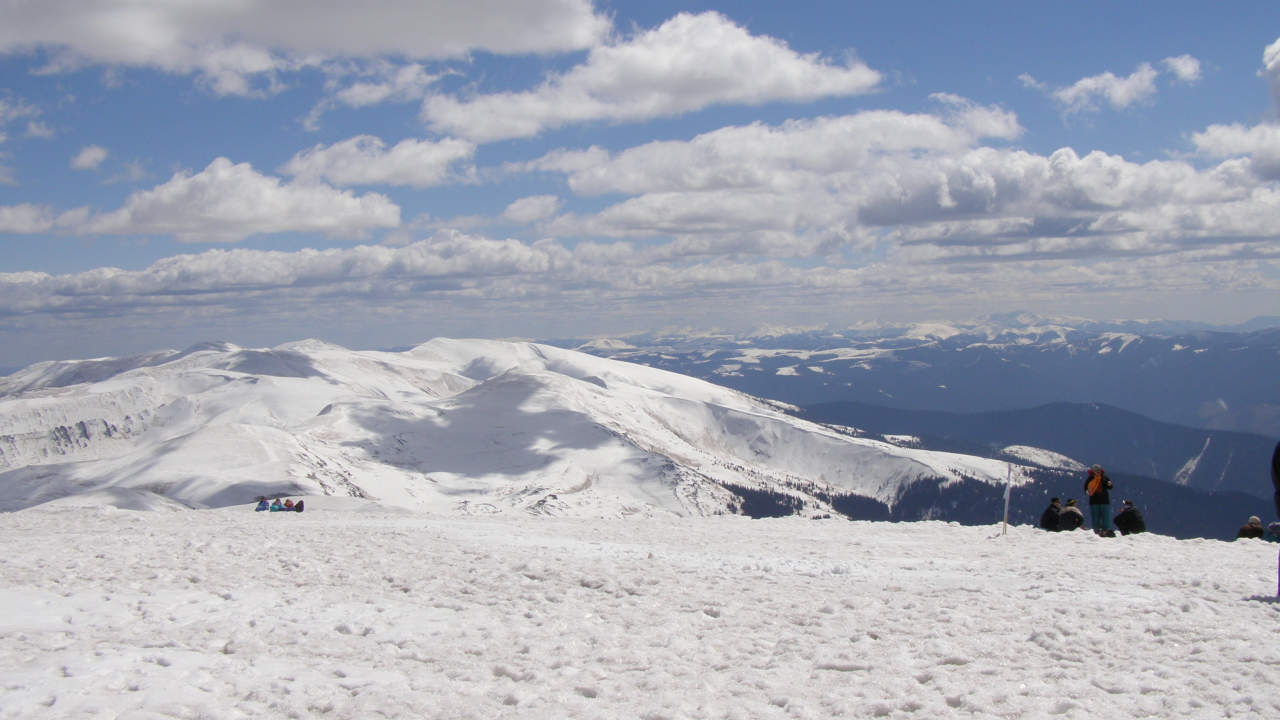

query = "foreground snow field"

[{"left": 3, "top": 506, "right": 1279, "bottom": 719}]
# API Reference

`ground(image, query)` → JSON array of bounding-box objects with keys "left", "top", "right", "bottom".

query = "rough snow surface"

[{"left": 2, "top": 508, "right": 1279, "bottom": 719}]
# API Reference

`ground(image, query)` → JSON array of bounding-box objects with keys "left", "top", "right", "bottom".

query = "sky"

[{"left": 3, "top": 1, "right": 1280, "bottom": 368}]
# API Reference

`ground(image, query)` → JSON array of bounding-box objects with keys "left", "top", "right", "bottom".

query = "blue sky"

[{"left": 2, "top": 1, "right": 1280, "bottom": 367}]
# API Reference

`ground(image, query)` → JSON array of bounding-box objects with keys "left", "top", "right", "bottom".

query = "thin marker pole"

[{"left": 1002, "top": 463, "right": 1012, "bottom": 535}]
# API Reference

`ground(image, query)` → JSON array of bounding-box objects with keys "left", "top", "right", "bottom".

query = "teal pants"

[{"left": 1090, "top": 503, "right": 1111, "bottom": 532}]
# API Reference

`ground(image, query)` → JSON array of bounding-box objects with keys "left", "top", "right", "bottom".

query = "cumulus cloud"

[
  {"left": 281, "top": 136, "right": 475, "bottom": 188},
  {"left": 422, "top": 11, "right": 881, "bottom": 142},
  {"left": 503, "top": 196, "right": 563, "bottom": 224},
  {"left": 1264, "top": 37, "right": 1280, "bottom": 108},
  {"left": 25, "top": 121, "right": 54, "bottom": 138},
  {"left": 0, "top": 204, "right": 54, "bottom": 233},
  {"left": 0, "top": 0, "right": 609, "bottom": 96},
  {"left": 0, "top": 96, "right": 39, "bottom": 126},
  {"left": 511, "top": 100, "right": 1276, "bottom": 261},
  {"left": 71, "top": 145, "right": 108, "bottom": 170},
  {"left": 1029, "top": 63, "right": 1161, "bottom": 113},
  {"left": 1022, "top": 56, "right": 1202, "bottom": 115},
  {"left": 83, "top": 158, "right": 400, "bottom": 242},
  {"left": 1162, "top": 55, "right": 1201, "bottom": 83},
  {"left": 1191, "top": 123, "right": 1280, "bottom": 178},
  {"left": 304, "top": 62, "right": 443, "bottom": 130}
]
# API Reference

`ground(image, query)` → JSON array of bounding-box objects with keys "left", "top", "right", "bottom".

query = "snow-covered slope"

[
  {"left": 0, "top": 339, "right": 1028, "bottom": 514},
  {"left": 4, "top": 509, "right": 1278, "bottom": 718}
]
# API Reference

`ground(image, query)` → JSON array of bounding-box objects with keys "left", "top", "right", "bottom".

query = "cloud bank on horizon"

[{"left": 1, "top": 1, "right": 1280, "bottom": 366}]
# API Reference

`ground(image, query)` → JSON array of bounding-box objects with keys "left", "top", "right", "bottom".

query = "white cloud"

[
  {"left": 0, "top": 204, "right": 54, "bottom": 233},
  {"left": 422, "top": 11, "right": 881, "bottom": 142},
  {"left": 304, "top": 62, "right": 443, "bottom": 130},
  {"left": 1023, "top": 56, "right": 1201, "bottom": 115},
  {"left": 1049, "top": 64, "right": 1160, "bottom": 113},
  {"left": 1191, "top": 123, "right": 1280, "bottom": 178},
  {"left": 1264, "top": 37, "right": 1280, "bottom": 108},
  {"left": 1162, "top": 55, "right": 1201, "bottom": 83},
  {"left": 503, "top": 195, "right": 563, "bottom": 224},
  {"left": 71, "top": 145, "right": 109, "bottom": 170},
  {"left": 330, "top": 63, "right": 440, "bottom": 109},
  {"left": 25, "top": 121, "right": 54, "bottom": 138},
  {"left": 281, "top": 136, "right": 475, "bottom": 188},
  {"left": 0, "top": 233, "right": 1272, "bottom": 351},
  {"left": 83, "top": 158, "right": 400, "bottom": 242},
  {"left": 0, "top": 96, "right": 39, "bottom": 125},
  {"left": 515, "top": 102, "right": 1271, "bottom": 261},
  {"left": 0, "top": 0, "right": 609, "bottom": 97}
]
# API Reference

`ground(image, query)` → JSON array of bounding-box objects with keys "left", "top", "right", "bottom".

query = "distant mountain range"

[
  {"left": 556, "top": 312, "right": 1280, "bottom": 438},
  {"left": 796, "top": 401, "right": 1278, "bottom": 501}
]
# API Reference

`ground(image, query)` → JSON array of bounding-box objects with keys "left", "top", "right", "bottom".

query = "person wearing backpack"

[{"left": 1084, "top": 465, "right": 1115, "bottom": 537}]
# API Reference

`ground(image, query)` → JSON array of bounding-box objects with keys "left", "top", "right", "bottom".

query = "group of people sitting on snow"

[
  {"left": 1236, "top": 516, "right": 1280, "bottom": 541},
  {"left": 1038, "top": 465, "right": 1145, "bottom": 537},
  {"left": 254, "top": 497, "right": 304, "bottom": 513}
]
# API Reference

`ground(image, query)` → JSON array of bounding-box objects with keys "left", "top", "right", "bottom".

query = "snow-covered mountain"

[{"left": 0, "top": 338, "right": 1029, "bottom": 515}]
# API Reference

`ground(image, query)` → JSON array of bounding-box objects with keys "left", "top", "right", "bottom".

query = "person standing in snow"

[
  {"left": 1058, "top": 499, "right": 1085, "bottom": 531},
  {"left": 1238, "top": 516, "right": 1265, "bottom": 539},
  {"left": 1084, "top": 465, "right": 1115, "bottom": 536},
  {"left": 1113, "top": 500, "right": 1145, "bottom": 535},
  {"left": 1270, "top": 441, "right": 1280, "bottom": 595},
  {"left": 1273, "top": 440, "right": 1280, "bottom": 519},
  {"left": 1039, "top": 498, "right": 1061, "bottom": 531}
]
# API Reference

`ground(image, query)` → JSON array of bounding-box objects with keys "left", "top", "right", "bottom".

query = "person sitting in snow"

[
  {"left": 1237, "top": 516, "right": 1265, "bottom": 539},
  {"left": 269, "top": 499, "right": 285, "bottom": 512},
  {"left": 1039, "top": 498, "right": 1061, "bottom": 531},
  {"left": 254, "top": 497, "right": 270, "bottom": 512},
  {"left": 1113, "top": 500, "right": 1146, "bottom": 536},
  {"left": 1264, "top": 522, "right": 1280, "bottom": 543},
  {"left": 1058, "top": 499, "right": 1085, "bottom": 531},
  {"left": 283, "top": 499, "right": 295, "bottom": 510}
]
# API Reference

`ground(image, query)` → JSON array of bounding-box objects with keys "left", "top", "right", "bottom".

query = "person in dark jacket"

[
  {"left": 1084, "top": 465, "right": 1115, "bottom": 536},
  {"left": 1273, "top": 440, "right": 1280, "bottom": 519},
  {"left": 1113, "top": 500, "right": 1146, "bottom": 535},
  {"left": 254, "top": 498, "right": 270, "bottom": 512},
  {"left": 1238, "top": 516, "right": 1265, "bottom": 539},
  {"left": 1040, "top": 498, "right": 1061, "bottom": 531},
  {"left": 1265, "top": 522, "right": 1280, "bottom": 543},
  {"left": 1058, "top": 499, "right": 1085, "bottom": 531},
  {"left": 1271, "top": 442, "right": 1279, "bottom": 595}
]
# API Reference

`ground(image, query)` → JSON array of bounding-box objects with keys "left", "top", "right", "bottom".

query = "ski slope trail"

[
  {"left": 2, "top": 508, "right": 1278, "bottom": 718},
  {"left": 0, "top": 338, "right": 1027, "bottom": 516}
]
